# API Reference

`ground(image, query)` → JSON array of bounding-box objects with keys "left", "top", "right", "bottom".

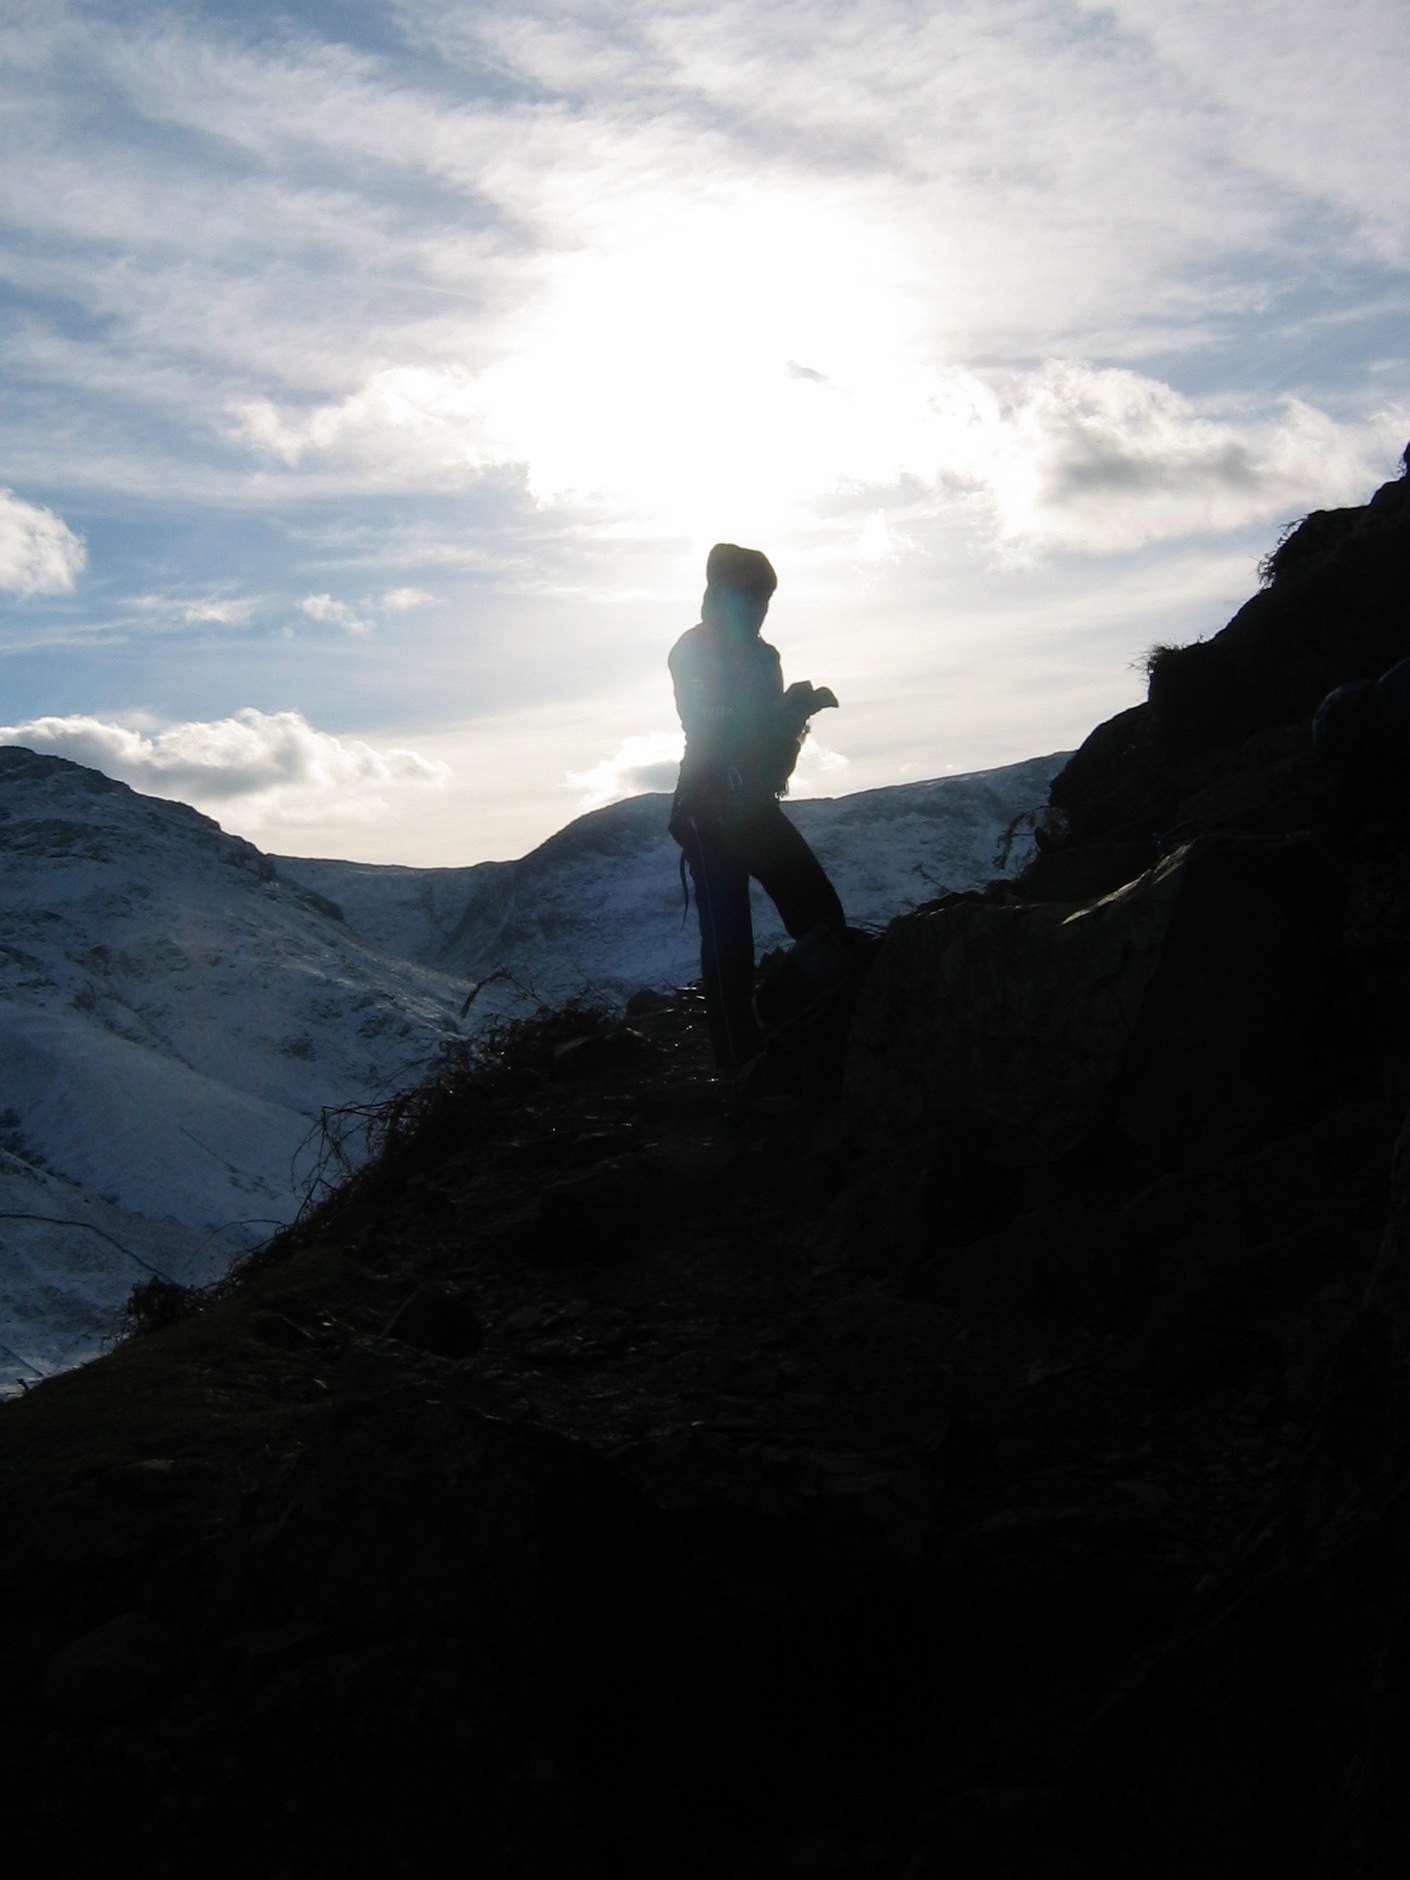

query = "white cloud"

[
  {"left": 381, "top": 586, "right": 435, "bottom": 612},
  {"left": 182, "top": 597, "right": 254, "bottom": 626},
  {"left": 857, "top": 511, "right": 907, "bottom": 564},
  {"left": 300, "top": 593, "right": 373, "bottom": 635},
  {"left": 224, "top": 297, "right": 1397, "bottom": 561},
  {"left": 1092, "top": 0, "right": 1410, "bottom": 267},
  {"left": 0, "top": 488, "right": 86, "bottom": 596},
  {"left": 228, "top": 370, "right": 502, "bottom": 478},
  {"left": 790, "top": 736, "right": 851, "bottom": 798},
  {"left": 924, "top": 365, "right": 1401, "bottom": 553},
  {"left": 0, "top": 709, "right": 451, "bottom": 836},
  {"left": 566, "top": 731, "right": 684, "bottom": 810}
]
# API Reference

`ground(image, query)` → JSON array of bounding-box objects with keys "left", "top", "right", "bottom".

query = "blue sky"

[{"left": 1, "top": 0, "right": 1407, "bottom": 862}]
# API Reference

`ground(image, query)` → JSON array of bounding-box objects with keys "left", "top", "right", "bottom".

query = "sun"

[{"left": 476, "top": 184, "right": 935, "bottom": 538}]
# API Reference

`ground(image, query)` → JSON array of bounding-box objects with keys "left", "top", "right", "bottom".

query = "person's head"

[{"left": 701, "top": 542, "right": 776, "bottom": 638}]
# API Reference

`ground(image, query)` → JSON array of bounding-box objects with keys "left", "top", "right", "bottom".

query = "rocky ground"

[{"left": 3, "top": 458, "right": 1410, "bottom": 1877}]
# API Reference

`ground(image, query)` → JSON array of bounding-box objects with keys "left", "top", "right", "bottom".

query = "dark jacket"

[{"left": 669, "top": 622, "right": 806, "bottom": 814}]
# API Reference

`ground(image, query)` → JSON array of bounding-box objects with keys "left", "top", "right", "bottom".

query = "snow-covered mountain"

[
  {"left": 277, "top": 753, "right": 1065, "bottom": 1005},
  {"left": 0, "top": 746, "right": 471, "bottom": 1390},
  {"left": 1, "top": 744, "right": 1062, "bottom": 1389}
]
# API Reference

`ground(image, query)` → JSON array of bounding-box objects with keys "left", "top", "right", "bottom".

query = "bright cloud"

[
  {"left": 790, "top": 737, "right": 851, "bottom": 798},
  {"left": 566, "top": 731, "right": 684, "bottom": 810},
  {"left": 0, "top": 490, "right": 86, "bottom": 596},
  {"left": 921, "top": 365, "right": 1401, "bottom": 554},
  {"left": 182, "top": 598, "right": 254, "bottom": 626},
  {"left": 259, "top": 345, "right": 1393, "bottom": 557},
  {"left": 0, "top": 710, "right": 451, "bottom": 834},
  {"left": 194, "top": 0, "right": 1402, "bottom": 548},
  {"left": 228, "top": 371, "right": 503, "bottom": 480},
  {"left": 857, "top": 512, "right": 908, "bottom": 564},
  {"left": 300, "top": 593, "right": 373, "bottom": 635}
]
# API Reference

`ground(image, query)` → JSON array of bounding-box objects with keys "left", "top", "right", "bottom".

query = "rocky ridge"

[{"left": 3, "top": 456, "right": 1410, "bottom": 1875}]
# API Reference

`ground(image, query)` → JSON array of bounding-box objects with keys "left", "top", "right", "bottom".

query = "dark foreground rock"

[{"left": 4, "top": 456, "right": 1410, "bottom": 1876}]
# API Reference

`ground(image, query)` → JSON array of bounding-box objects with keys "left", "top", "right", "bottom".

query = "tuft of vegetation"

[
  {"left": 993, "top": 805, "right": 1042, "bottom": 874},
  {"left": 1141, "top": 639, "right": 1194, "bottom": 689},
  {"left": 2, "top": 1240, "right": 357, "bottom": 1486},
  {"left": 1258, "top": 515, "right": 1305, "bottom": 587},
  {"left": 119, "top": 1274, "right": 203, "bottom": 1338},
  {"left": 108, "top": 993, "right": 627, "bottom": 1336},
  {"left": 253, "top": 995, "right": 626, "bottom": 1265}
]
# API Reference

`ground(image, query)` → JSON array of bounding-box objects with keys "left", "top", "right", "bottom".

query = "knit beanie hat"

[{"left": 705, "top": 543, "right": 777, "bottom": 601}]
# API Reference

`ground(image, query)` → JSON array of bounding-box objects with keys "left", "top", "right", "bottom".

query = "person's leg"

[
  {"left": 742, "top": 800, "right": 846, "bottom": 939},
  {"left": 681, "top": 815, "right": 764, "bottom": 1068},
  {"left": 742, "top": 800, "right": 854, "bottom": 1054}
]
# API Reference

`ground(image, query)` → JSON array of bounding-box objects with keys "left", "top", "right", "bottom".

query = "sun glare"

[{"left": 477, "top": 188, "right": 936, "bottom": 537}]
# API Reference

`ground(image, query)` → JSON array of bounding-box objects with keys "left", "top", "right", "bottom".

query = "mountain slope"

[
  {"left": 2, "top": 748, "right": 1061, "bottom": 1386},
  {"left": 0, "top": 747, "right": 470, "bottom": 1383}
]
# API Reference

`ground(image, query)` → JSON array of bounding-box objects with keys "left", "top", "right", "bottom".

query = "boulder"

[
  {"left": 1147, "top": 467, "right": 1410, "bottom": 763},
  {"left": 846, "top": 834, "right": 1352, "bottom": 1171},
  {"left": 1077, "top": 1102, "right": 1410, "bottom": 1876},
  {"left": 42, "top": 1610, "right": 180, "bottom": 1719}
]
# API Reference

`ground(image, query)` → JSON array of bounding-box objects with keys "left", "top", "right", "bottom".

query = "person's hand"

[{"left": 785, "top": 681, "right": 839, "bottom": 714}]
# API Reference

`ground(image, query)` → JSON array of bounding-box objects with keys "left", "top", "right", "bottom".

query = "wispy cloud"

[
  {"left": 7, "top": 0, "right": 1402, "bottom": 515},
  {"left": 300, "top": 593, "right": 374, "bottom": 635},
  {"left": 182, "top": 597, "right": 255, "bottom": 626},
  {"left": 1097, "top": 0, "right": 1410, "bottom": 267},
  {"left": 0, "top": 489, "right": 86, "bottom": 596}
]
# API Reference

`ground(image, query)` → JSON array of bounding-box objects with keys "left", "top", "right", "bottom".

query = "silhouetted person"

[{"left": 668, "top": 543, "right": 847, "bottom": 1069}]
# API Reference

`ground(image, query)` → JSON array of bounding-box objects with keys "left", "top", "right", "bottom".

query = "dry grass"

[{"left": 0, "top": 1241, "right": 352, "bottom": 1489}]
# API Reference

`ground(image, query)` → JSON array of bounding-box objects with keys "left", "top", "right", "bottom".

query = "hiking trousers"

[{"left": 672, "top": 794, "right": 846, "bottom": 1069}]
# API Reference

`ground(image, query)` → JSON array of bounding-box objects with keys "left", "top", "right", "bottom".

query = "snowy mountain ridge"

[
  {"left": 0, "top": 744, "right": 1062, "bottom": 1387},
  {"left": 277, "top": 755, "right": 1065, "bottom": 1005}
]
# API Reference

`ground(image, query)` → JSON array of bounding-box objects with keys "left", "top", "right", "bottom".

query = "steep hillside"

[
  {"left": 267, "top": 851, "right": 504, "bottom": 970},
  {"left": 0, "top": 748, "right": 469, "bottom": 1383},
  {"left": 2, "top": 455, "right": 1410, "bottom": 1877}
]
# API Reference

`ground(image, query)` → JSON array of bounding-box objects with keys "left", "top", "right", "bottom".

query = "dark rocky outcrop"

[
  {"left": 848, "top": 832, "right": 1353, "bottom": 1168},
  {"left": 5, "top": 454, "right": 1410, "bottom": 1876}
]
